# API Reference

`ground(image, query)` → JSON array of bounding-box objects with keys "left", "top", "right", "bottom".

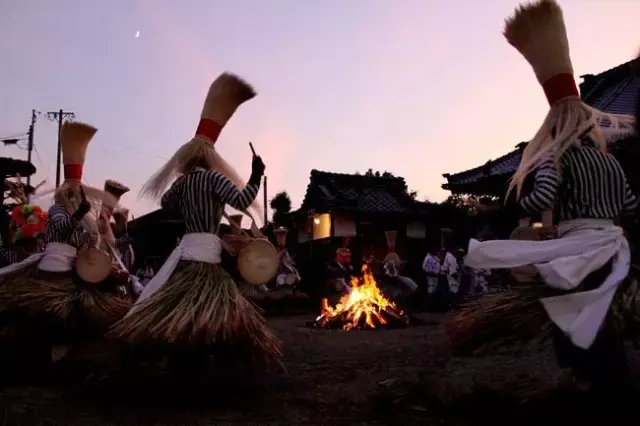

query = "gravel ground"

[{"left": 0, "top": 313, "right": 637, "bottom": 425}]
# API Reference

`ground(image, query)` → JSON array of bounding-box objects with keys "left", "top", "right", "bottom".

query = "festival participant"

[
  {"left": 335, "top": 237, "right": 352, "bottom": 271},
  {"left": 100, "top": 180, "right": 134, "bottom": 270},
  {"left": 382, "top": 231, "right": 418, "bottom": 299},
  {"left": 422, "top": 245, "right": 440, "bottom": 303},
  {"left": 274, "top": 227, "right": 300, "bottom": 288},
  {"left": 439, "top": 229, "right": 459, "bottom": 309},
  {"left": 458, "top": 0, "right": 637, "bottom": 399},
  {"left": 0, "top": 121, "right": 119, "bottom": 364},
  {"left": 108, "top": 73, "right": 282, "bottom": 371}
]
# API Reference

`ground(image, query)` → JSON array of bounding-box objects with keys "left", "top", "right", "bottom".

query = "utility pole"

[
  {"left": 47, "top": 109, "right": 75, "bottom": 188},
  {"left": 26, "top": 109, "right": 37, "bottom": 189},
  {"left": 263, "top": 176, "right": 268, "bottom": 225}
]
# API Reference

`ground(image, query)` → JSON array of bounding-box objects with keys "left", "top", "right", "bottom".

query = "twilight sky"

[{"left": 0, "top": 0, "right": 638, "bottom": 220}]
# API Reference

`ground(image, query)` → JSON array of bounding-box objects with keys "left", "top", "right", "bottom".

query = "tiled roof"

[
  {"left": 300, "top": 170, "right": 429, "bottom": 215},
  {"left": 443, "top": 59, "right": 639, "bottom": 189},
  {"left": 0, "top": 157, "right": 36, "bottom": 177}
]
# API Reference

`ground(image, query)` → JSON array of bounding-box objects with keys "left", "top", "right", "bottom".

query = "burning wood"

[{"left": 311, "top": 266, "right": 411, "bottom": 330}]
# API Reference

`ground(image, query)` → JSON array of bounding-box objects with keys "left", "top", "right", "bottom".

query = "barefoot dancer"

[
  {"left": 109, "top": 73, "right": 282, "bottom": 370},
  {"left": 462, "top": 0, "right": 637, "bottom": 398}
]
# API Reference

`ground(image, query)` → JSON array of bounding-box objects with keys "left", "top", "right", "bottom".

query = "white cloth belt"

[
  {"left": 0, "top": 252, "right": 44, "bottom": 278},
  {"left": 465, "top": 219, "right": 628, "bottom": 349},
  {"left": 132, "top": 233, "right": 222, "bottom": 309},
  {"left": 38, "top": 242, "right": 77, "bottom": 273}
]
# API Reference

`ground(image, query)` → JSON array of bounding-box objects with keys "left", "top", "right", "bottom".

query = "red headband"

[
  {"left": 195, "top": 118, "right": 222, "bottom": 145},
  {"left": 64, "top": 164, "right": 83, "bottom": 181},
  {"left": 542, "top": 73, "right": 579, "bottom": 105}
]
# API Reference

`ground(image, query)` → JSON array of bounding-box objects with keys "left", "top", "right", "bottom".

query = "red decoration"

[
  {"left": 336, "top": 247, "right": 352, "bottom": 266},
  {"left": 10, "top": 204, "right": 47, "bottom": 242},
  {"left": 195, "top": 118, "right": 222, "bottom": 144},
  {"left": 542, "top": 73, "right": 579, "bottom": 105},
  {"left": 64, "top": 164, "right": 83, "bottom": 181}
]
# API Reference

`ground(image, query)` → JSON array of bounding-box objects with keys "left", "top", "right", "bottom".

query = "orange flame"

[{"left": 316, "top": 265, "right": 407, "bottom": 330}]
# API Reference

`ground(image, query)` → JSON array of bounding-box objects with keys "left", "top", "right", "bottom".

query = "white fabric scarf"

[
  {"left": 131, "top": 233, "right": 222, "bottom": 311},
  {"left": 465, "top": 219, "right": 629, "bottom": 349}
]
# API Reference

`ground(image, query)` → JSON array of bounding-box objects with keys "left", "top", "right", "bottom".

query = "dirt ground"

[{"left": 0, "top": 313, "right": 638, "bottom": 426}]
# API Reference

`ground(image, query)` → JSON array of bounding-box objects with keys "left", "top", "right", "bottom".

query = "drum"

[
  {"left": 76, "top": 247, "right": 113, "bottom": 284},
  {"left": 237, "top": 238, "right": 279, "bottom": 286}
]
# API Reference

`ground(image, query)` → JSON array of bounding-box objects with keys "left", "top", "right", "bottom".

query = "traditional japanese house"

[
  {"left": 287, "top": 169, "right": 433, "bottom": 272},
  {"left": 442, "top": 59, "right": 639, "bottom": 200}
]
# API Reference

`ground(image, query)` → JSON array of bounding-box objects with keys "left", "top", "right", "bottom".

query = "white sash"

[
  {"left": 465, "top": 219, "right": 628, "bottom": 349},
  {"left": 0, "top": 252, "right": 44, "bottom": 278},
  {"left": 38, "top": 242, "right": 77, "bottom": 273},
  {"left": 132, "top": 233, "right": 222, "bottom": 310}
]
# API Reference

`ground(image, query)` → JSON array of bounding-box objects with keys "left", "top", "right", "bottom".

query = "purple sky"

[{"left": 1, "top": 0, "right": 638, "bottom": 220}]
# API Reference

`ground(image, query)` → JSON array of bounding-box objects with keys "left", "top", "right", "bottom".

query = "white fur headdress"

[
  {"left": 140, "top": 73, "right": 262, "bottom": 219},
  {"left": 505, "top": 0, "right": 635, "bottom": 198}
]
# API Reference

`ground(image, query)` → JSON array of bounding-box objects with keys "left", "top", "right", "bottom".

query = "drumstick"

[{"left": 249, "top": 142, "right": 257, "bottom": 157}]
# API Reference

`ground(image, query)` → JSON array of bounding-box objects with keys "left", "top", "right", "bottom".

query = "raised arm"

[
  {"left": 519, "top": 158, "right": 560, "bottom": 215},
  {"left": 207, "top": 171, "right": 260, "bottom": 212},
  {"left": 47, "top": 202, "right": 76, "bottom": 239}
]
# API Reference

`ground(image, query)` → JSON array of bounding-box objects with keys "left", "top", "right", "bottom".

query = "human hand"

[
  {"left": 251, "top": 155, "right": 265, "bottom": 177},
  {"left": 73, "top": 187, "right": 91, "bottom": 220}
]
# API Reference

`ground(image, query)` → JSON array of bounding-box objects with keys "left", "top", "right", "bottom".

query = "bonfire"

[{"left": 312, "top": 265, "right": 410, "bottom": 330}]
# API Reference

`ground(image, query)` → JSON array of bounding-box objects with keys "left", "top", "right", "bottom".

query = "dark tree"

[
  {"left": 365, "top": 169, "right": 418, "bottom": 199},
  {"left": 269, "top": 191, "right": 292, "bottom": 227}
]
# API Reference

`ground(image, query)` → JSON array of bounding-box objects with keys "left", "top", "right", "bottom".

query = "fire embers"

[{"left": 310, "top": 266, "right": 412, "bottom": 330}]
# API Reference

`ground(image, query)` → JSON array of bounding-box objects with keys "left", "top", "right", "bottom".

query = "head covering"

[
  {"left": 505, "top": 0, "right": 635, "bottom": 198},
  {"left": 140, "top": 73, "right": 262, "bottom": 219},
  {"left": 102, "top": 179, "right": 130, "bottom": 218},
  {"left": 383, "top": 230, "right": 401, "bottom": 265},
  {"left": 10, "top": 204, "right": 47, "bottom": 242},
  {"left": 55, "top": 121, "right": 117, "bottom": 237},
  {"left": 274, "top": 227, "right": 288, "bottom": 248}
]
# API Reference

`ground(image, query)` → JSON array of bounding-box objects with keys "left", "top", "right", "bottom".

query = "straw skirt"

[
  {"left": 448, "top": 260, "right": 640, "bottom": 356},
  {"left": 108, "top": 260, "right": 283, "bottom": 368},
  {"left": 0, "top": 266, "right": 131, "bottom": 340}
]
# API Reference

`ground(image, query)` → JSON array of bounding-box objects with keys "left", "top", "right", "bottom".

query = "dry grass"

[{"left": 0, "top": 313, "right": 638, "bottom": 426}]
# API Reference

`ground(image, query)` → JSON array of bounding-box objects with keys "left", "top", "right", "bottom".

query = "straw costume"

[
  {"left": 382, "top": 231, "right": 418, "bottom": 299},
  {"left": 274, "top": 227, "right": 300, "bottom": 288},
  {"left": 449, "top": 0, "right": 638, "bottom": 397},
  {"left": 0, "top": 122, "right": 121, "bottom": 356},
  {"left": 96, "top": 180, "right": 141, "bottom": 299},
  {"left": 108, "top": 73, "right": 282, "bottom": 369}
]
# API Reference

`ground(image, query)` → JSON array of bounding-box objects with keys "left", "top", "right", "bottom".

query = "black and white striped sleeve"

[
  {"left": 623, "top": 181, "right": 638, "bottom": 214},
  {"left": 519, "top": 158, "right": 560, "bottom": 215},
  {"left": 47, "top": 203, "right": 75, "bottom": 238},
  {"left": 0, "top": 234, "right": 24, "bottom": 264},
  {"left": 206, "top": 171, "right": 259, "bottom": 211}
]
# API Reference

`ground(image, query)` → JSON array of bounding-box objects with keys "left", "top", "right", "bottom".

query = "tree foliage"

[
  {"left": 269, "top": 191, "right": 292, "bottom": 227},
  {"left": 363, "top": 169, "right": 418, "bottom": 199}
]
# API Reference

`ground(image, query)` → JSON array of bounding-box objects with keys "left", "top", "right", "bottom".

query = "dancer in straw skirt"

[
  {"left": 108, "top": 72, "right": 282, "bottom": 370},
  {"left": 449, "top": 0, "right": 638, "bottom": 399},
  {"left": 0, "top": 121, "right": 119, "bottom": 364},
  {"left": 96, "top": 179, "right": 141, "bottom": 299}
]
